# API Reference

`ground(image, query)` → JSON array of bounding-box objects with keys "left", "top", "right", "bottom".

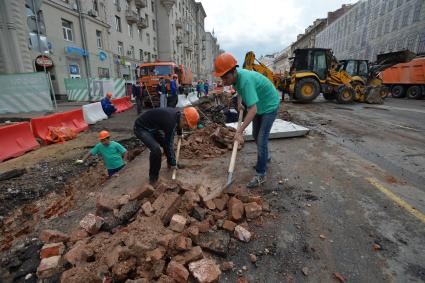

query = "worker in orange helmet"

[
  {"left": 213, "top": 52, "right": 280, "bottom": 188},
  {"left": 101, "top": 92, "right": 117, "bottom": 117},
  {"left": 133, "top": 107, "right": 200, "bottom": 185},
  {"left": 76, "top": 130, "right": 128, "bottom": 177}
]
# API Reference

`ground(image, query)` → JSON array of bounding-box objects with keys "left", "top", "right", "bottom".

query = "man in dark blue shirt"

[
  {"left": 168, "top": 74, "right": 179, "bottom": 107},
  {"left": 100, "top": 92, "right": 117, "bottom": 117}
]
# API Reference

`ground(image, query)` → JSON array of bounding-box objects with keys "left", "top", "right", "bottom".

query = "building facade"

[
  {"left": 273, "top": 46, "right": 291, "bottom": 74},
  {"left": 315, "top": 0, "right": 425, "bottom": 61},
  {"left": 0, "top": 0, "right": 220, "bottom": 97},
  {"left": 291, "top": 18, "right": 327, "bottom": 53}
]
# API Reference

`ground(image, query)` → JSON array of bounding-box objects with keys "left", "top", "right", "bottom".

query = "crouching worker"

[
  {"left": 134, "top": 107, "right": 200, "bottom": 185},
  {"left": 101, "top": 92, "right": 117, "bottom": 117},
  {"left": 76, "top": 130, "right": 128, "bottom": 177}
]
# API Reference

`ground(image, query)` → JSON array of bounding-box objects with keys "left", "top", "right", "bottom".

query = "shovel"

[
  {"left": 224, "top": 109, "right": 244, "bottom": 189},
  {"left": 172, "top": 136, "right": 182, "bottom": 180}
]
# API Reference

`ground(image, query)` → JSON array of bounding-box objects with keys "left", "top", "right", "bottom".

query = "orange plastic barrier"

[
  {"left": 60, "top": 109, "right": 88, "bottom": 133},
  {"left": 0, "top": 122, "right": 40, "bottom": 162},
  {"left": 30, "top": 113, "right": 63, "bottom": 143},
  {"left": 112, "top": 97, "right": 133, "bottom": 113}
]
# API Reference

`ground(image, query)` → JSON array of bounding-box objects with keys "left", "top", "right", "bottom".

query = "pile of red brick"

[
  {"left": 180, "top": 123, "right": 239, "bottom": 159},
  {"left": 36, "top": 179, "right": 268, "bottom": 283}
]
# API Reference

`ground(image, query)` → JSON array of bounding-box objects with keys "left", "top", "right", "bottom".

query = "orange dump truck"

[
  {"left": 380, "top": 56, "right": 425, "bottom": 99},
  {"left": 137, "top": 62, "right": 193, "bottom": 106}
]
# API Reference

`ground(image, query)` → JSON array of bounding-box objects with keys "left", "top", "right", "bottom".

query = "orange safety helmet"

[
  {"left": 106, "top": 92, "right": 113, "bottom": 98},
  {"left": 98, "top": 130, "right": 110, "bottom": 140},
  {"left": 213, "top": 52, "right": 238, "bottom": 77},
  {"left": 183, "top": 107, "right": 200, "bottom": 129}
]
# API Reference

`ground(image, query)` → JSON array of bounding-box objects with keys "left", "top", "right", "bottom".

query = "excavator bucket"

[{"left": 370, "top": 50, "right": 416, "bottom": 77}]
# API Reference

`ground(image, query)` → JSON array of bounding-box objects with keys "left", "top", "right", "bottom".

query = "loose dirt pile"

[
  {"left": 180, "top": 123, "right": 240, "bottom": 159},
  {"left": 1, "top": 178, "right": 270, "bottom": 283}
]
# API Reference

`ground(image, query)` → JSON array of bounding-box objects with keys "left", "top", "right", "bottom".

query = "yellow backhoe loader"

[{"left": 243, "top": 51, "right": 285, "bottom": 90}]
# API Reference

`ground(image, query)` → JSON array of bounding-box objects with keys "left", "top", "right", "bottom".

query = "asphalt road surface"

[{"left": 223, "top": 97, "right": 425, "bottom": 282}]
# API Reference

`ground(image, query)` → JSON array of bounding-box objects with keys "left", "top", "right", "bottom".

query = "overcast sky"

[{"left": 201, "top": 0, "right": 358, "bottom": 64}]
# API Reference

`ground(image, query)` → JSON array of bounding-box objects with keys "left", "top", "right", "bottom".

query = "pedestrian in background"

[
  {"left": 76, "top": 130, "right": 128, "bottom": 177},
  {"left": 132, "top": 81, "right": 144, "bottom": 114},
  {"left": 204, "top": 79, "right": 209, "bottom": 96},
  {"left": 156, "top": 78, "right": 168, "bottom": 108},
  {"left": 196, "top": 80, "right": 202, "bottom": 98},
  {"left": 100, "top": 92, "right": 117, "bottom": 117},
  {"left": 168, "top": 74, "right": 179, "bottom": 107}
]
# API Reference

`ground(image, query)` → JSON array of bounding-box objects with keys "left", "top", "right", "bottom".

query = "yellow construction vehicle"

[
  {"left": 242, "top": 51, "right": 285, "bottom": 90},
  {"left": 286, "top": 48, "right": 415, "bottom": 104}
]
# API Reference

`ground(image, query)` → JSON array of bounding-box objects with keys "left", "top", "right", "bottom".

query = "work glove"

[{"left": 74, "top": 159, "right": 84, "bottom": 165}]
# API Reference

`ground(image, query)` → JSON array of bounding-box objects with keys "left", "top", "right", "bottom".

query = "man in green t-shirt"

[
  {"left": 214, "top": 52, "right": 280, "bottom": 188},
  {"left": 77, "top": 130, "right": 128, "bottom": 177}
]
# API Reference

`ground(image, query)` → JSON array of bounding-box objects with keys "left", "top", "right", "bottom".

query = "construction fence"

[
  {"left": 64, "top": 78, "right": 126, "bottom": 101},
  {"left": 0, "top": 72, "right": 54, "bottom": 114}
]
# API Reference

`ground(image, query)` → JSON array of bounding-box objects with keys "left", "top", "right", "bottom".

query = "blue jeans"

[
  {"left": 107, "top": 164, "right": 125, "bottom": 177},
  {"left": 252, "top": 110, "right": 277, "bottom": 176}
]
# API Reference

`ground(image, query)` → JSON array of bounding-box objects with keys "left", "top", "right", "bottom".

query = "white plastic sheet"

[
  {"left": 187, "top": 92, "right": 199, "bottom": 104},
  {"left": 176, "top": 94, "right": 192, "bottom": 108},
  {"left": 82, "top": 102, "right": 108, "bottom": 124}
]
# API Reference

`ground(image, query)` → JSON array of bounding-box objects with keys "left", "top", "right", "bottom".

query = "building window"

[
  {"left": 96, "top": 30, "right": 102, "bottom": 48},
  {"left": 401, "top": 7, "right": 410, "bottom": 27},
  {"left": 115, "top": 16, "right": 122, "bottom": 32},
  {"left": 128, "top": 24, "right": 133, "bottom": 38},
  {"left": 118, "top": 41, "right": 124, "bottom": 56},
  {"left": 138, "top": 28, "right": 142, "bottom": 40},
  {"left": 98, "top": 67, "right": 110, "bottom": 78},
  {"left": 93, "top": 0, "right": 98, "bottom": 11},
  {"left": 139, "top": 49, "right": 143, "bottom": 61},
  {"left": 152, "top": 19, "right": 156, "bottom": 31},
  {"left": 151, "top": 1, "right": 154, "bottom": 12},
  {"left": 147, "top": 33, "right": 150, "bottom": 46},
  {"left": 62, "top": 19, "right": 73, "bottom": 41},
  {"left": 130, "top": 45, "right": 135, "bottom": 59},
  {"left": 392, "top": 11, "right": 400, "bottom": 31},
  {"left": 412, "top": 0, "right": 422, "bottom": 22}
]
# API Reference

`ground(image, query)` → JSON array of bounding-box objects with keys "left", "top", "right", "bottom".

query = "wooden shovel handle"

[
  {"left": 228, "top": 109, "right": 244, "bottom": 174},
  {"left": 172, "top": 137, "right": 182, "bottom": 180}
]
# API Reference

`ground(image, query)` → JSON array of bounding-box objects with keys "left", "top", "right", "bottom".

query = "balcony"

[
  {"left": 175, "top": 19, "right": 183, "bottom": 30},
  {"left": 126, "top": 10, "right": 138, "bottom": 23},
  {"left": 176, "top": 35, "right": 183, "bottom": 44},
  {"left": 160, "top": 0, "right": 177, "bottom": 12},
  {"left": 137, "top": 16, "right": 149, "bottom": 29},
  {"left": 135, "top": 0, "right": 147, "bottom": 8}
]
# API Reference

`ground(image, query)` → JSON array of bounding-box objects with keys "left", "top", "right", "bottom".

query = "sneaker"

[{"left": 247, "top": 175, "right": 266, "bottom": 188}]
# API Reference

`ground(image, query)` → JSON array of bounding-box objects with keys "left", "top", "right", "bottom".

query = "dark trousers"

[
  {"left": 252, "top": 110, "right": 277, "bottom": 176},
  {"left": 167, "top": 95, "right": 178, "bottom": 108},
  {"left": 135, "top": 96, "right": 144, "bottom": 114},
  {"left": 134, "top": 126, "right": 167, "bottom": 181}
]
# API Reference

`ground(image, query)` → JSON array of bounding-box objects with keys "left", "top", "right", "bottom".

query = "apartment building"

[
  {"left": 0, "top": 0, "right": 221, "bottom": 98},
  {"left": 315, "top": 0, "right": 425, "bottom": 61}
]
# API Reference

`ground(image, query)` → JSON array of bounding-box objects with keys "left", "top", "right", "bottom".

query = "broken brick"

[
  {"left": 234, "top": 225, "right": 251, "bottom": 242},
  {"left": 189, "top": 258, "right": 222, "bottom": 283},
  {"left": 141, "top": 201, "right": 154, "bottom": 216},
  {"left": 183, "top": 191, "right": 200, "bottom": 203},
  {"left": 244, "top": 202, "right": 262, "bottom": 219},
  {"left": 195, "top": 220, "right": 211, "bottom": 233},
  {"left": 157, "top": 274, "right": 175, "bottom": 283},
  {"left": 186, "top": 226, "right": 199, "bottom": 241},
  {"left": 36, "top": 255, "right": 62, "bottom": 279},
  {"left": 228, "top": 197, "right": 244, "bottom": 222},
  {"left": 221, "top": 261, "right": 234, "bottom": 271},
  {"left": 79, "top": 213, "right": 104, "bottom": 235},
  {"left": 173, "top": 235, "right": 192, "bottom": 251},
  {"left": 248, "top": 196, "right": 263, "bottom": 206},
  {"left": 169, "top": 214, "right": 187, "bottom": 232},
  {"left": 196, "top": 185, "right": 209, "bottom": 202},
  {"left": 105, "top": 245, "right": 133, "bottom": 268},
  {"left": 222, "top": 220, "right": 237, "bottom": 232},
  {"left": 172, "top": 246, "right": 204, "bottom": 265},
  {"left": 153, "top": 192, "right": 182, "bottom": 225},
  {"left": 112, "top": 257, "right": 136, "bottom": 282},
  {"left": 40, "top": 242, "right": 65, "bottom": 259},
  {"left": 195, "top": 230, "right": 230, "bottom": 257},
  {"left": 39, "top": 229, "right": 69, "bottom": 244},
  {"left": 166, "top": 261, "right": 189, "bottom": 283},
  {"left": 204, "top": 200, "right": 216, "bottom": 210},
  {"left": 96, "top": 194, "right": 121, "bottom": 212},
  {"left": 213, "top": 198, "right": 227, "bottom": 211},
  {"left": 69, "top": 229, "right": 89, "bottom": 243},
  {"left": 146, "top": 247, "right": 166, "bottom": 262},
  {"left": 129, "top": 184, "right": 155, "bottom": 201},
  {"left": 158, "top": 234, "right": 175, "bottom": 248},
  {"left": 118, "top": 194, "right": 131, "bottom": 206},
  {"left": 64, "top": 242, "right": 93, "bottom": 266},
  {"left": 152, "top": 259, "right": 166, "bottom": 279}
]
